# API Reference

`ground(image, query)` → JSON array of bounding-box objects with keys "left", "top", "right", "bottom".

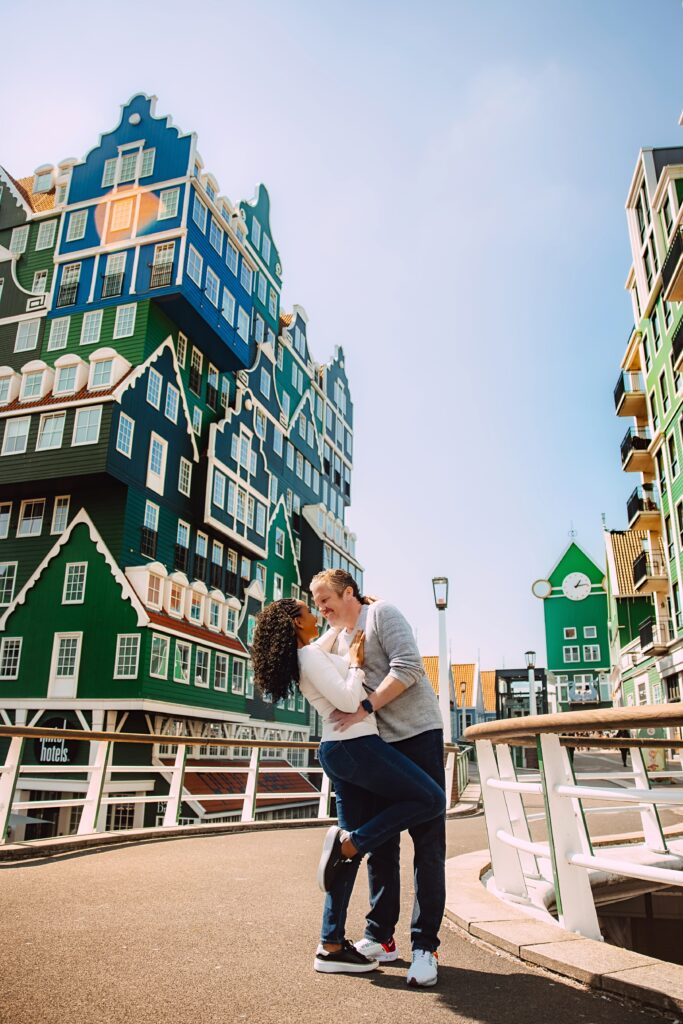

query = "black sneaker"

[
  {"left": 314, "top": 939, "right": 379, "bottom": 974},
  {"left": 317, "top": 825, "right": 353, "bottom": 893}
]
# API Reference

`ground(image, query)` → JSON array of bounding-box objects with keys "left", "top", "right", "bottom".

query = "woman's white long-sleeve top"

[{"left": 297, "top": 645, "right": 378, "bottom": 741}]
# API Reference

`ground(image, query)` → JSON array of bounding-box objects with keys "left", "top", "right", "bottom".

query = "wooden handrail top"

[
  {"left": 0, "top": 725, "right": 461, "bottom": 753},
  {"left": 464, "top": 702, "right": 683, "bottom": 743}
]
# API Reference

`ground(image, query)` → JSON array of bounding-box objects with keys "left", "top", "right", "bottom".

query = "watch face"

[
  {"left": 532, "top": 579, "right": 552, "bottom": 599},
  {"left": 562, "top": 572, "right": 591, "bottom": 601}
]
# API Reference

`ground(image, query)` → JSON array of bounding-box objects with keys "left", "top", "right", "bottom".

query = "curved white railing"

[{"left": 464, "top": 705, "right": 683, "bottom": 941}]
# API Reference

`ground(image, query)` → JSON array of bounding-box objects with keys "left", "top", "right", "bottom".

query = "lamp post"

[
  {"left": 432, "top": 577, "right": 452, "bottom": 744},
  {"left": 460, "top": 681, "right": 467, "bottom": 742},
  {"left": 525, "top": 650, "right": 537, "bottom": 717}
]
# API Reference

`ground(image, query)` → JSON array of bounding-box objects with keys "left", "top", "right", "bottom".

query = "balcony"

[
  {"left": 626, "top": 484, "right": 661, "bottom": 530},
  {"left": 662, "top": 225, "right": 683, "bottom": 302},
  {"left": 614, "top": 371, "right": 646, "bottom": 417},
  {"left": 140, "top": 526, "right": 158, "bottom": 560},
  {"left": 672, "top": 316, "right": 683, "bottom": 373},
  {"left": 102, "top": 272, "right": 124, "bottom": 299},
  {"left": 56, "top": 282, "right": 78, "bottom": 308},
  {"left": 150, "top": 262, "right": 173, "bottom": 290},
  {"left": 620, "top": 427, "right": 652, "bottom": 472},
  {"left": 632, "top": 550, "right": 668, "bottom": 594},
  {"left": 639, "top": 616, "right": 673, "bottom": 654}
]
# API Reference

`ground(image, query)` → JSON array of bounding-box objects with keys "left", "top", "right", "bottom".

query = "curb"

[{"left": 445, "top": 848, "right": 683, "bottom": 1016}]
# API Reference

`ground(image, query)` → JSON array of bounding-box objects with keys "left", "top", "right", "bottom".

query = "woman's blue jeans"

[{"left": 317, "top": 733, "right": 446, "bottom": 944}]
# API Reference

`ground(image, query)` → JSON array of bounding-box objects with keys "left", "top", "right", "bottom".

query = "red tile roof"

[
  {"left": 0, "top": 379, "right": 126, "bottom": 416},
  {"left": 162, "top": 758, "right": 318, "bottom": 814},
  {"left": 147, "top": 611, "right": 248, "bottom": 653},
  {"left": 279, "top": 312, "right": 293, "bottom": 327},
  {"left": 9, "top": 173, "right": 56, "bottom": 213}
]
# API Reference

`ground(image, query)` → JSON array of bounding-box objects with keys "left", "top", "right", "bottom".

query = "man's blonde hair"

[{"left": 310, "top": 569, "right": 370, "bottom": 604}]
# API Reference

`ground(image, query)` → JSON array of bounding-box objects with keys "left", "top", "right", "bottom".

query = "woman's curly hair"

[{"left": 251, "top": 599, "right": 302, "bottom": 703}]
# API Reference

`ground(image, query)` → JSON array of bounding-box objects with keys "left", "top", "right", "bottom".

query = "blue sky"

[{"left": 3, "top": 0, "right": 683, "bottom": 668}]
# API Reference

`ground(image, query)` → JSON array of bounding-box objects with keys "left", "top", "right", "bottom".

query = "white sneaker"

[
  {"left": 406, "top": 949, "right": 438, "bottom": 987},
  {"left": 354, "top": 936, "right": 399, "bottom": 963}
]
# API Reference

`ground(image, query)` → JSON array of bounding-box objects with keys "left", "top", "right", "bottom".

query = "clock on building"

[
  {"left": 531, "top": 579, "right": 552, "bottom": 599},
  {"left": 562, "top": 572, "right": 591, "bottom": 601}
]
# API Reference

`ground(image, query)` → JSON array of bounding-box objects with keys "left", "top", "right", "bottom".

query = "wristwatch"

[{"left": 361, "top": 698, "right": 374, "bottom": 715}]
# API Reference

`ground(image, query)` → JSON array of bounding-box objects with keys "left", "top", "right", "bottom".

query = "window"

[
  {"left": 254, "top": 409, "right": 266, "bottom": 440},
  {"left": 232, "top": 659, "right": 245, "bottom": 694},
  {"left": 210, "top": 218, "right": 224, "bottom": 254},
  {"left": 36, "top": 412, "right": 66, "bottom": 451},
  {"left": 226, "top": 241, "right": 239, "bottom": 275},
  {"left": 0, "top": 563, "right": 17, "bottom": 605},
  {"left": 177, "top": 520, "right": 190, "bottom": 548},
  {"left": 0, "top": 504, "right": 10, "bottom": 540},
  {"left": 584, "top": 626, "right": 597, "bottom": 639},
  {"left": 0, "top": 638, "right": 21, "bottom": 679},
  {"left": 563, "top": 646, "right": 580, "bottom": 663},
  {"left": 147, "top": 434, "right": 168, "bottom": 493},
  {"left": 260, "top": 367, "right": 271, "bottom": 398},
  {"left": 172, "top": 641, "right": 191, "bottom": 685},
  {"left": 91, "top": 359, "right": 113, "bottom": 389},
  {"left": 241, "top": 557, "right": 251, "bottom": 579},
  {"left": 48, "top": 318, "right": 70, "bottom": 351},
  {"left": 177, "top": 332, "right": 187, "bottom": 367},
  {"left": 21, "top": 370, "right": 43, "bottom": 400},
  {"left": 110, "top": 198, "right": 133, "bottom": 232},
  {"left": 32, "top": 269, "right": 48, "bottom": 294},
  {"left": 262, "top": 235, "right": 271, "bottom": 264},
  {"left": 222, "top": 288, "right": 235, "bottom": 324},
  {"left": 63, "top": 562, "right": 87, "bottom": 604},
  {"left": 116, "top": 413, "right": 134, "bottom": 457},
  {"left": 15, "top": 319, "right": 40, "bottom": 353},
  {"left": 119, "top": 150, "right": 139, "bottom": 183},
  {"left": 178, "top": 457, "right": 192, "bottom": 497},
  {"left": 255, "top": 504, "right": 266, "bottom": 536},
  {"left": 286, "top": 443, "right": 294, "bottom": 470},
  {"left": 214, "top": 654, "right": 229, "bottom": 691},
  {"left": 140, "top": 148, "right": 155, "bottom": 177},
  {"left": 147, "top": 368, "right": 162, "bottom": 409},
  {"left": 187, "top": 246, "right": 203, "bottom": 286},
  {"left": 51, "top": 496, "right": 70, "bottom": 534},
  {"left": 114, "top": 635, "right": 140, "bottom": 678},
  {"left": 10, "top": 225, "right": 29, "bottom": 254},
  {"left": 113, "top": 304, "right": 136, "bottom": 339},
  {"left": 245, "top": 664, "right": 254, "bottom": 697},
  {"left": 274, "top": 427, "right": 283, "bottom": 456},
  {"left": 670, "top": 434, "right": 679, "bottom": 478},
  {"left": 195, "top": 648, "right": 210, "bottom": 687},
  {"left": 192, "top": 407, "right": 202, "bottom": 435},
  {"left": 273, "top": 573, "right": 284, "bottom": 600},
  {"left": 268, "top": 289, "right": 277, "bottom": 318},
  {"left": 240, "top": 262, "right": 253, "bottom": 293},
  {"left": 275, "top": 527, "right": 285, "bottom": 558},
  {"left": 254, "top": 315, "right": 265, "bottom": 343},
  {"left": 257, "top": 274, "right": 267, "bottom": 304},
  {"left": 51, "top": 634, "right": 82, "bottom": 688},
  {"left": 563, "top": 627, "right": 577, "bottom": 640},
  {"left": 652, "top": 310, "right": 661, "bottom": 351},
  {"left": 212, "top": 470, "right": 226, "bottom": 507},
  {"left": 150, "top": 634, "right": 169, "bottom": 678},
  {"left": 2, "top": 418, "right": 30, "bottom": 456},
  {"left": 159, "top": 188, "right": 179, "bottom": 220},
  {"left": 80, "top": 310, "right": 103, "bottom": 346},
  {"left": 226, "top": 607, "right": 237, "bottom": 634},
  {"left": 144, "top": 501, "right": 159, "bottom": 535},
  {"left": 66, "top": 210, "right": 87, "bottom": 242},
  {"left": 237, "top": 307, "right": 249, "bottom": 341},
  {"left": 72, "top": 406, "right": 102, "bottom": 446},
  {"left": 666, "top": 514, "right": 675, "bottom": 560},
  {"left": 169, "top": 581, "right": 183, "bottom": 616},
  {"left": 205, "top": 267, "right": 220, "bottom": 306},
  {"left": 36, "top": 220, "right": 57, "bottom": 250},
  {"left": 660, "top": 370, "right": 670, "bottom": 416},
  {"left": 164, "top": 383, "right": 179, "bottom": 424},
  {"left": 192, "top": 194, "right": 208, "bottom": 232},
  {"left": 102, "top": 158, "right": 117, "bottom": 187},
  {"left": 583, "top": 644, "right": 601, "bottom": 662}
]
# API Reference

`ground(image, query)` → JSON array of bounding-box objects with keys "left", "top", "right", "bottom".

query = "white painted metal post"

[
  {"left": 496, "top": 743, "right": 539, "bottom": 878},
  {"left": 538, "top": 734, "right": 601, "bottom": 939},
  {"left": 78, "top": 740, "right": 111, "bottom": 836},
  {"left": 528, "top": 665, "right": 537, "bottom": 718},
  {"left": 0, "top": 736, "right": 25, "bottom": 844},
  {"left": 163, "top": 743, "right": 188, "bottom": 827},
  {"left": 241, "top": 746, "right": 261, "bottom": 823},
  {"left": 437, "top": 608, "right": 452, "bottom": 743},
  {"left": 318, "top": 772, "right": 332, "bottom": 818},
  {"left": 477, "top": 740, "right": 529, "bottom": 900},
  {"left": 445, "top": 751, "right": 456, "bottom": 808},
  {"left": 630, "top": 746, "right": 668, "bottom": 853}
]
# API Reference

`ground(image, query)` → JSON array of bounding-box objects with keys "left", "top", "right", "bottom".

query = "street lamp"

[
  {"left": 432, "top": 577, "right": 452, "bottom": 743},
  {"left": 525, "top": 650, "right": 537, "bottom": 717},
  {"left": 460, "top": 681, "right": 467, "bottom": 742}
]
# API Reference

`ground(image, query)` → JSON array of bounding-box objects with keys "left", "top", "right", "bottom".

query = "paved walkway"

[{"left": 1, "top": 752, "right": 678, "bottom": 1024}]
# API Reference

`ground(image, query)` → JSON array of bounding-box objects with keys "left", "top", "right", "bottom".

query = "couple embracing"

[{"left": 252, "top": 568, "right": 447, "bottom": 987}]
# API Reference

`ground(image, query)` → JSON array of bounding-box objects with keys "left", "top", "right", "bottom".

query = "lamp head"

[
  {"left": 432, "top": 576, "right": 448, "bottom": 610},
  {"left": 525, "top": 650, "right": 536, "bottom": 670}
]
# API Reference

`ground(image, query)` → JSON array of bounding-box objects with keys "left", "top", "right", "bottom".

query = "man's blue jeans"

[
  {"left": 317, "top": 729, "right": 446, "bottom": 942},
  {"left": 318, "top": 733, "right": 445, "bottom": 944}
]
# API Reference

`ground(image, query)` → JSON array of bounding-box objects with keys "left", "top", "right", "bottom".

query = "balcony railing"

[
  {"left": 638, "top": 616, "right": 672, "bottom": 651},
  {"left": 626, "top": 484, "right": 660, "bottom": 526},
  {"left": 633, "top": 551, "right": 667, "bottom": 588},
  {"left": 620, "top": 426, "right": 652, "bottom": 467},
  {"left": 140, "top": 526, "right": 158, "bottom": 560},
  {"left": 150, "top": 262, "right": 173, "bottom": 289},
  {"left": 613, "top": 371, "right": 644, "bottom": 414},
  {"left": 662, "top": 225, "right": 683, "bottom": 301},
  {"left": 56, "top": 282, "right": 78, "bottom": 308},
  {"left": 102, "top": 272, "right": 124, "bottom": 299},
  {"left": 672, "top": 315, "right": 683, "bottom": 371}
]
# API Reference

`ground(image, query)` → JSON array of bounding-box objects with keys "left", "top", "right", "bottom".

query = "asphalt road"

[{"left": 0, "top": 752, "right": 679, "bottom": 1024}]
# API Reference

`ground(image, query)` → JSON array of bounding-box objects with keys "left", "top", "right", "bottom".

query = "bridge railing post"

[
  {"left": 445, "top": 750, "right": 456, "bottom": 807},
  {"left": 496, "top": 742, "right": 539, "bottom": 879},
  {"left": 477, "top": 739, "right": 529, "bottom": 900},
  {"left": 163, "top": 743, "right": 188, "bottom": 827},
  {"left": 78, "top": 740, "right": 111, "bottom": 836},
  {"left": 318, "top": 772, "right": 332, "bottom": 819},
  {"left": 630, "top": 745, "right": 668, "bottom": 854},
  {"left": 241, "top": 746, "right": 261, "bottom": 823},
  {"left": 0, "top": 736, "right": 25, "bottom": 844}
]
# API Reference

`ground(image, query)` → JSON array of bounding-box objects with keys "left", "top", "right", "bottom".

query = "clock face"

[
  {"left": 531, "top": 579, "right": 552, "bottom": 599},
  {"left": 562, "top": 572, "right": 591, "bottom": 601}
]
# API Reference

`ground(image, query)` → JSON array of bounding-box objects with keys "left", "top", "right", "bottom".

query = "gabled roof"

[
  {"left": 605, "top": 528, "right": 659, "bottom": 597},
  {"left": 8, "top": 173, "right": 55, "bottom": 213},
  {"left": 480, "top": 671, "right": 497, "bottom": 713},
  {"left": 453, "top": 663, "right": 476, "bottom": 706},
  {"left": 0, "top": 508, "right": 148, "bottom": 630}
]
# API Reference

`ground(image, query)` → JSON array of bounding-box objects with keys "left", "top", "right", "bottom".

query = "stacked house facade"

[
  {"left": 0, "top": 93, "right": 362, "bottom": 838},
  {"left": 610, "top": 139, "right": 683, "bottom": 708}
]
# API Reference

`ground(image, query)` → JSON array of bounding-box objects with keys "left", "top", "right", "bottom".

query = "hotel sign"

[{"left": 33, "top": 719, "right": 83, "bottom": 765}]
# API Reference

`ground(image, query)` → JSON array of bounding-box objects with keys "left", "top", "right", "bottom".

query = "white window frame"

[
  {"left": 66, "top": 209, "right": 87, "bottom": 242},
  {"left": 113, "top": 304, "right": 136, "bottom": 340},
  {"left": 146, "top": 432, "right": 168, "bottom": 495},
  {"left": 72, "top": 406, "right": 102, "bottom": 447},
  {"left": 178, "top": 457, "right": 192, "bottom": 497},
  {"left": 48, "top": 317, "right": 70, "bottom": 351},
  {"left": 0, "top": 637, "right": 22, "bottom": 679},
  {"left": 563, "top": 646, "right": 580, "bottom": 663},
  {"left": 36, "top": 220, "right": 57, "bottom": 251},
  {"left": 32, "top": 269, "right": 48, "bottom": 294},
  {"left": 0, "top": 562, "right": 17, "bottom": 606},
  {"left": 36, "top": 411, "right": 66, "bottom": 451},
  {"left": 147, "top": 367, "right": 163, "bottom": 409},
  {"left": 165, "top": 383, "right": 179, "bottom": 423},
  {"left": 80, "top": 309, "right": 103, "bottom": 346},
  {"left": 150, "top": 634, "right": 170, "bottom": 679},
  {"left": 114, "top": 634, "right": 141, "bottom": 679},
  {"left": 173, "top": 640, "right": 191, "bottom": 685},
  {"left": 194, "top": 647, "right": 211, "bottom": 688},
  {"left": 48, "top": 632, "right": 83, "bottom": 697},
  {"left": 159, "top": 188, "right": 179, "bottom": 220},
  {"left": 15, "top": 319, "right": 40, "bottom": 353},
  {"left": 62, "top": 562, "right": 88, "bottom": 605},
  {"left": 116, "top": 413, "right": 135, "bottom": 457},
  {"left": 51, "top": 496, "right": 70, "bottom": 535}
]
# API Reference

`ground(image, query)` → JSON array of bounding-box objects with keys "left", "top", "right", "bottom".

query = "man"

[{"left": 310, "top": 568, "right": 446, "bottom": 988}]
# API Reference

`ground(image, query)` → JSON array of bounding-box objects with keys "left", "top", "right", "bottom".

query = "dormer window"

[
  {"left": 168, "top": 581, "right": 183, "bottom": 617},
  {"left": 90, "top": 359, "right": 113, "bottom": 390},
  {"left": 54, "top": 365, "right": 78, "bottom": 395},
  {"left": 148, "top": 574, "right": 162, "bottom": 608},
  {"left": 33, "top": 168, "right": 53, "bottom": 194},
  {"left": 0, "top": 371, "right": 19, "bottom": 406},
  {"left": 21, "top": 370, "right": 43, "bottom": 400}
]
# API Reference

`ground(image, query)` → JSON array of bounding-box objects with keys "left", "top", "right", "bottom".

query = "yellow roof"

[
  {"left": 481, "top": 671, "right": 497, "bottom": 713},
  {"left": 452, "top": 663, "right": 475, "bottom": 706},
  {"left": 10, "top": 173, "right": 55, "bottom": 213},
  {"left": 608, "top": 528, "right": 660, "bottom": 596},
  {"left": 421, "top": 658, "right": 496, "bottom": 711},
  {"left": 422, "top": 656, "right": 439, "bottom": 693}
]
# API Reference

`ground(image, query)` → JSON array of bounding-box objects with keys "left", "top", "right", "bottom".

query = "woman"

[{"left": 251, "top": 598, "right": 446, "bottom": 975}]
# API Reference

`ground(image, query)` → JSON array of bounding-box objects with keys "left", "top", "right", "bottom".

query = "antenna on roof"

[
  {"left": 569, "top": 521, "right": 577, "bottom": 540},
  {"left": 601, "top": 512, "right": 607, "bottom": 528}
]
